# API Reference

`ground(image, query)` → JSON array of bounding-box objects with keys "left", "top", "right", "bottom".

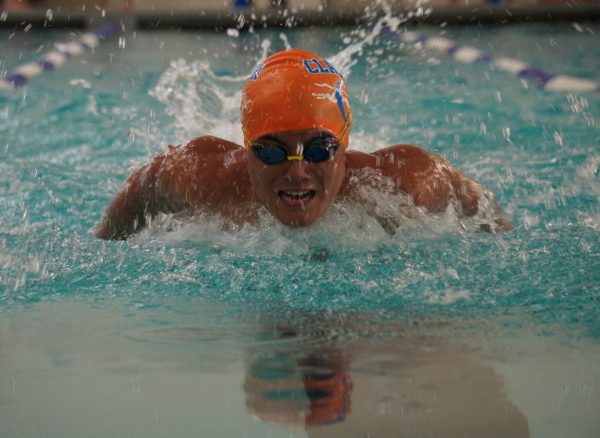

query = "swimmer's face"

[{"left": 247, "top": 129, "right": 346, "bottom": 227}]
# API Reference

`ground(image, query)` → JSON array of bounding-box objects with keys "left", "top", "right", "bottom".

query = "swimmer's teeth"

[{"left": 281, "top": 190, "right": 313, "bottom": 198}]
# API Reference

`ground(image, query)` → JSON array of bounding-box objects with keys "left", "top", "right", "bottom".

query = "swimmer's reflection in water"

[
  {"left": 242, "top": 317, "right": 529, "bottom": 437},
  {"left": 245, "top": 340, "right": 352, "bottom": 426}
]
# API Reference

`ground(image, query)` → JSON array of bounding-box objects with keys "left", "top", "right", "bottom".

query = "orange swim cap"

[{"left": 241, "top": 49, "right": 352, "bottom": 148}]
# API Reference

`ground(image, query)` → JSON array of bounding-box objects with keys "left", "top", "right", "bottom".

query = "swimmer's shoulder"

[
  {"left": 156, "top": 135, "right": 246, "bottom": 175},
  {"left": 346, "top": 144, "right": 436, "bottom": 173},
  {"left": 184, "top": 135, "right": 244, "bottom": 155},
  {"left": 151, "top": 136, "right": 250, "bottom": 206},
  {"left": 373, "top": 144, "right": 438, "bottom": 167}
]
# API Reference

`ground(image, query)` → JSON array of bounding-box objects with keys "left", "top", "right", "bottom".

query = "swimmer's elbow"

[
  {"left": 474, "top": 192, "right": 513, "bottom": 233},
  {"left": 94, "top": 186, "right": 152, "bottom": 241},
  {"left": 94, "top": 220, "right": 111, "bottom": 240},
  {"left": 450, "top": 176, "right": 512, "bottom": 233},
  {"left": 93, "top": 215, "right": 142, "bottom": 240}
]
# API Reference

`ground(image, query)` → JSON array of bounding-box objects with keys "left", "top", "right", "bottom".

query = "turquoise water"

[{"left": 1, "top": 22, "right": 599, "bottom": 437}]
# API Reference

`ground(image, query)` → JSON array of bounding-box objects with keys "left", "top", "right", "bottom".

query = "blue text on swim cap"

[
  {"left": 303, "top": 58, "right": 340, "bottom": 76},
  {"left": 335, "top": 80, "right": 348, "bottom": 122}
]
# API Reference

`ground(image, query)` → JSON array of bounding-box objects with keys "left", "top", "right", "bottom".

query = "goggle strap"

[
  {"left": 287, "top": 155, "right": 303, "bottom": 161},
  {"left": 337, "top": 108, "right": 352, "bottom": 145}
]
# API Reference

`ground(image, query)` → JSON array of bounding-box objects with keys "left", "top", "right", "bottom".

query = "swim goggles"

[{"left": 251, "top": 135, "right": 339, "bottom": 165}]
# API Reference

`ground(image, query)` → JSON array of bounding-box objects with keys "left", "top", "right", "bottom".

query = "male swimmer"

[{"left": 95, "top": 49, "right": 510, "bottom": 240}]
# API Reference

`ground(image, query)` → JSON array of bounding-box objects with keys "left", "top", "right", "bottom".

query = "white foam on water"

[
  {"left": 129, "top": 204, "right": 391, "bottom": 256},
  {"left": 329, "top": 1, "right": 409, "bottom": 79},
  {"left": 349, "top": 129, "right": 391, "bottom": 154},
  {"left": 425, "top": 288, "right": 473, "bottom": 305},
  {"left": 149, "top": 59, "right": 247, "bottom": 147},
  {"left": 575, "top": 154, "right": 600, "bottom": 232},
  {"left": 576, "top": 154, "right": 599, "bottom": 181},
  {"left": 127, "top": 183, "right": 506, "bottom": 256},
  {"left": 580, "top": 214, "right": 600, "bottom": 232}
]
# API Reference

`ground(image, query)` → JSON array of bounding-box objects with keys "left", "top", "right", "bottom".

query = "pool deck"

[{"left": 1, "top": 5, "right": 599, "bottom": 30}]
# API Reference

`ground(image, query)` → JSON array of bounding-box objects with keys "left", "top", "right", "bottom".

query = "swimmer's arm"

[
  {"left": 94, "top": 153, "right": 180, "bottom": 240},
  {"left": 94, "top": 136, "right": 243, "bottom": 240},
  {"left": 372, "top": 145, "right": 512, "bottom": 232}
]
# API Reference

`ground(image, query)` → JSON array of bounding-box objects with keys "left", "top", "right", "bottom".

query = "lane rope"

[
  {"left": 383, "top": 27, "right": 600, "bottom": 94},
  {"left": 0, "top": 22, "right": 119, "bottom": 90}
]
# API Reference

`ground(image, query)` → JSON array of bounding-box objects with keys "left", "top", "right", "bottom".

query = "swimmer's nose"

[{"left": 283, "top": 158, "right": 310, "bottom": 181}]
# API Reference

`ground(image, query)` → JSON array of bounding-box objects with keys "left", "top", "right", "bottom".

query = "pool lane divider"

[
  {"left": 383, "top": 27, "right": 600, "bottom": 95},
  {"left": 0, "top": 22, "right": 119, "bottom": 90}
]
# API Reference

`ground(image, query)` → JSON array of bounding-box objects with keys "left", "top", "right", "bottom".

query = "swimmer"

[{"left": 95, "top": 49, "right": 511, "bottom": 240}]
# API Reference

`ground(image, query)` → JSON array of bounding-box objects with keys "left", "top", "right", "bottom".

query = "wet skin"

[
  {"left": 246, "top": 130, "right": 347, "bottom": 227},
  {"left": 94, "top": 131, "right": 510, "bottom": 240}
]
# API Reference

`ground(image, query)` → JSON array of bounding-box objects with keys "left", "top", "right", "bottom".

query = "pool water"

[{"left": 1, "top": 18, "right": 599, "bottom": 437}]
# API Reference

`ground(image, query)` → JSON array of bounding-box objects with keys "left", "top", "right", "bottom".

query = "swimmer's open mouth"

[{"left": 278, "top": 190, "right": 316, "bottom": 205}]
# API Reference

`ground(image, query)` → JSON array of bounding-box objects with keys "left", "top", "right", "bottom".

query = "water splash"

[
  {"left": 149, "top": 59, "right": 247, "bottom": 145},
  {"left": 125, "top": 182, "right": 505, "bottom": 256},
  {"left": 279, "top": 32, "right": 291, "bottom": 50},
  {"left": 145, "top": 0, "right": 424, "bottom": 153},
  {"left": 330, "top": 0, "right": 411, "bottom": 78}
]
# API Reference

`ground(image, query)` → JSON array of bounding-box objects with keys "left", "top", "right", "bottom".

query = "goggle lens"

[
  {"left": 254, "top": 146, "right": 287, "bottom": 164},
  {"left": 251, "top": 136, "right": 339, "bottom": 165}
]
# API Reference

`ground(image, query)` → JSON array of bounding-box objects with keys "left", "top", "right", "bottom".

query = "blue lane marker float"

[
  {"left": 0, "top": 22, "right": 119, "bottom": 90},
  {"left": 386, "top": 27, "right": 600, "bottom": 94}
]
